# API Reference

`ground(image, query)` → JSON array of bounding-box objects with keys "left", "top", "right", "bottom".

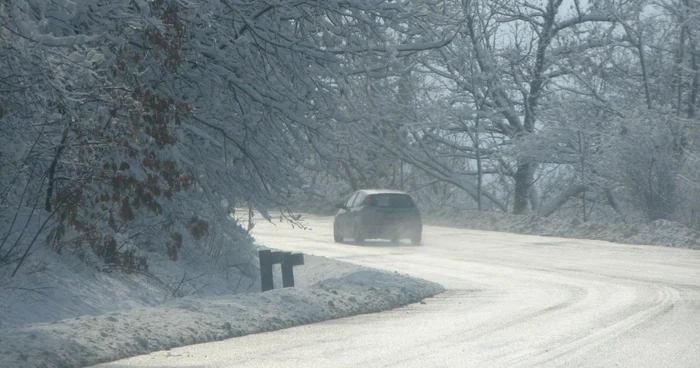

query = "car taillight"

[{"left": 363, "top": 195, "right": 374, "bottom": 206}]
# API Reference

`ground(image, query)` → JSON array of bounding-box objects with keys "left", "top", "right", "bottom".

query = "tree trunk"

[
  {"left": 538, "top": 183, "right": 587, "bottom": 218},
  {"left": 676, "top": 24, "right": 687, "bottom": 116},
  {"left": 605, "top": 189, "right": 627, "bottom": 223},
  {"left": 688, "top": 40, "right": 699, "bottom": 118},
  {"left": 45, "top": 128, "right": 69, "bottom": 212},
  {"left": 638, "top": 30, "right": 653, "bottom": 110},
  {"left": 475, "top": 118, "right": 483, "bottom": 211},
  {"left": 513, "top": 161, "right": 535, "bottom": 214},
  {"left": 578, "top": 131, "right": 588, "bottom": 221}
]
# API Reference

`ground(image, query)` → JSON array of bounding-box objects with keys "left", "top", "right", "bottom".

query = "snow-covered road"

[{"left": 101, "top": 214, "right": 700, "bottom": 367}]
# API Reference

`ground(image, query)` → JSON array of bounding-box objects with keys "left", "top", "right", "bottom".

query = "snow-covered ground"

[
  {"left": 0, "top": 244, "right": 443, "bottom": 368},
  {"left": 0, "top": 248, "right": 256, "bottom": 330},
  {"left": 2, "top": 206, "right": 698, "bottom": 368},
  {"left": 426, "top": 210, "right": 700, "bottom": 250},
  {"left": 95, "top": 212, "right": 700, "bottom": 368}
]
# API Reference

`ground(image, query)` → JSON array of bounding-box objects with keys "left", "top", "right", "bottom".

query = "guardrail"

[{"left": 258, "top": 249, "right": 305, "bottom": 292}]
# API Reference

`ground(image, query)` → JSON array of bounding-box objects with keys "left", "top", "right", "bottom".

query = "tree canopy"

[{"left": 2, "top": 0, "right": 699, "bottom": 273}]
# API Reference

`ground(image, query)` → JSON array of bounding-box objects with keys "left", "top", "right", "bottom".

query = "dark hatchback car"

[{"left": 333, "top": 189, "right": 422, "bottom": 245}]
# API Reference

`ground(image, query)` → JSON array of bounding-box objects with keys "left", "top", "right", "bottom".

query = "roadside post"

[
  {"left": 259, "top": 249, "right": 274, "bottom": 292},
  {"left": 282, "top": 252, "right": 305, "bottom": 287},
  {"left": 258, "top": 250, "right": 304, "bottom": 292}
]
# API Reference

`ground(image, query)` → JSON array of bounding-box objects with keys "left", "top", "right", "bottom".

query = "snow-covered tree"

[{"left": 1, "top": 0, "right": 454, "bottom": 274}]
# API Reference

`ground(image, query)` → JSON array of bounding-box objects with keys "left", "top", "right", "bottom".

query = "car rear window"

[{"left": 370, "top": 194, "right": 415, "bottom": 208}]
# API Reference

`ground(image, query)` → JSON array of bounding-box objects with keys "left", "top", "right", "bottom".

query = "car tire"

[
  {"left": 333, "top": 224, "right": 344, "bottom": 243},
  {"left": 410, "top": 233, "right": 421, "bottom": 245},
  {"left": 354, "top": 222, "right": 365, "bottom": 245},
  {"left": 333, "top": 221, "right": 343, "bottom": 243}
]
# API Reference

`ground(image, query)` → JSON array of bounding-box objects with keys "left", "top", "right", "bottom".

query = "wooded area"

[{"left": 2, "top": 0, "right": 699, "bottom": 273}]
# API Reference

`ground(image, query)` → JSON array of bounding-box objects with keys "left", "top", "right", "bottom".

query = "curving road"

[{"left": 104, "top": 214, "right": 700, "bottom": 367}]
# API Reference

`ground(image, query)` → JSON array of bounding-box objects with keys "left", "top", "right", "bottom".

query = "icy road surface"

[{"left": 102, "top": 214, "right": 700, "bottom": 367}]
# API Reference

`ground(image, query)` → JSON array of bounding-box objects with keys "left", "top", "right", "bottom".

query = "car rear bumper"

[{"left": 362, "top": 222, "right": 422, "bottom": 240}]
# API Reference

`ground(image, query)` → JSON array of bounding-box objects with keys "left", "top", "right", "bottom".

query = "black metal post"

[
  {"left": 259, "top": 250, "right": 274, "bottom": 292},
  {"left": 282, "top": 252, "right": 304, "bottom": 288},
  {"left": 259, "top": 250, "right": 304, "bottom": 291}
]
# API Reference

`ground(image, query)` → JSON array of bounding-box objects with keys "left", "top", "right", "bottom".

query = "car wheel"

[
  {"left": 354, "top": 222, "right": 365, "bottom": 245},
  {"left": 410, "top": 233, "right": 421, "bottom": 245},
  {"left": 333, "top": 222, "right": 344, "bottom": 243}
]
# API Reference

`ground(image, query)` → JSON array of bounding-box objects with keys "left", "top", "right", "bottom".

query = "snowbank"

[
  {"left": 0, "top": 255, "right": 443, "bottom": 368},
  {"left": 0, "top": 207, "right": 260, "bottom": 330},
  {"left": 426, "top": 210, "right": 700, "bottom": 250},
  {"left": 0, "top": 246, "right": 258, "bottom": 330}
]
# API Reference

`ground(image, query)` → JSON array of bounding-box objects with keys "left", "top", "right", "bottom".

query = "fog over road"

[{"left": 108, "top": 214, "right": 700, "bottom": 367}]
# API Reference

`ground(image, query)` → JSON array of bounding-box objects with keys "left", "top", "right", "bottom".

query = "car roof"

[{"left": 358, "top": 189, "right": 411, "bottom": 195}]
